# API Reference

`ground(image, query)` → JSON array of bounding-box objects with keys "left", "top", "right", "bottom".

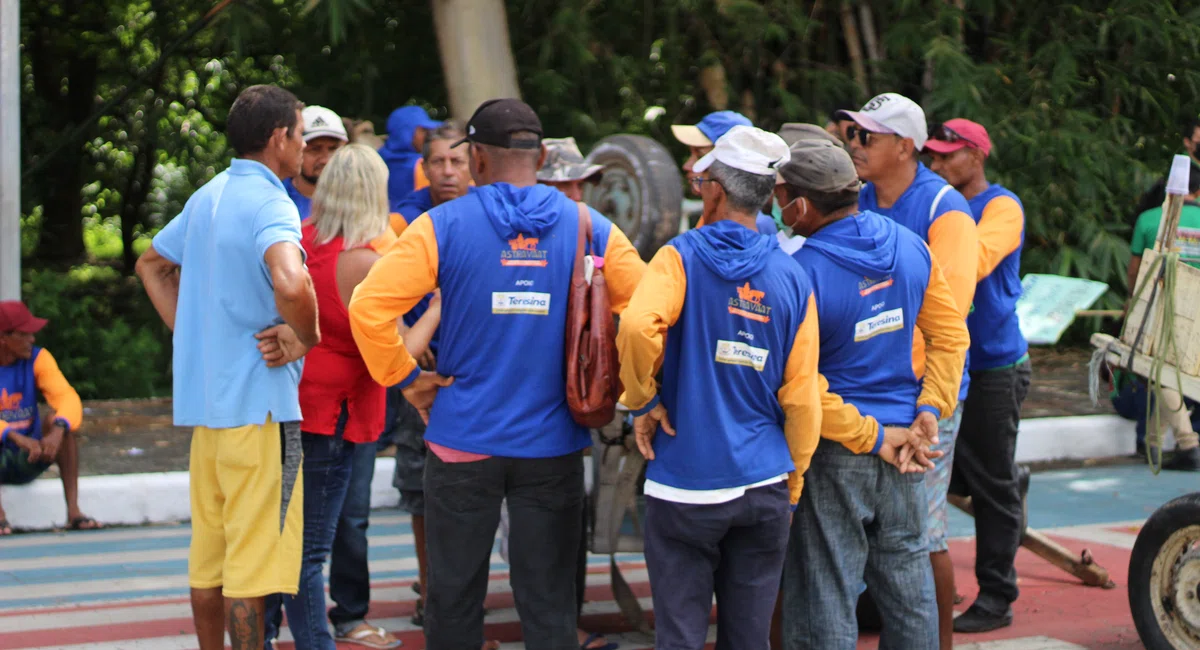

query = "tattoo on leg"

[{"left": 228, "top": 600, "right": 261, "bottom": 650}]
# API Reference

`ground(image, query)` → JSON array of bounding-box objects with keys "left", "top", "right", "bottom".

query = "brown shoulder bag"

[{"left": 565, "top": 202, "right": 622, "bottom": 428}]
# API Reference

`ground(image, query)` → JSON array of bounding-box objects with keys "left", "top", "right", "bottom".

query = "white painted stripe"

[
  {"left": 0, "top": 575, "right": 192, "bottom": 601},
  {"left": 958, "top": 637, "right": 1087, "bottom": 650},
  {"left": 1042, "top": 522, "right": 1140, "bottom": 550}
]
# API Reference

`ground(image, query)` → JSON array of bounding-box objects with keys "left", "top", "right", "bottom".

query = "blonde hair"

[{"left": 310, "top": 143, "right": 390, "bottom": 249}]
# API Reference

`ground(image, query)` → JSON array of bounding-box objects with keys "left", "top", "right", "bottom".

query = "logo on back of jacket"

[
  {"left": 858, "top": 275, "right": 893, "bottom": 297},
  {"left": 728, "top": 282, "right": 771, "bottom": 323},
  {"left": 0, "top": 388, "right": 33, "bottom": 430},
  {"left": 502, "top": 234, "right": 548, "bottom": 267}
]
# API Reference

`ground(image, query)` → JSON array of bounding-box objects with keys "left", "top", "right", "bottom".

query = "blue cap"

[{"left": 672, "top": 110, "right": 753, "bottom": 147}]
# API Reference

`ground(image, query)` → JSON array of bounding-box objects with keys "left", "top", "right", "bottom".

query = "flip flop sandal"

[
  {"left": 581, "top": 632, "right": 619, "bottom": 650},
  {"left": 68, "top": 516, "right": 102, "bottom": 531},
  {"left": 335, "top": 624, "right": 403, "bottom": 649}
]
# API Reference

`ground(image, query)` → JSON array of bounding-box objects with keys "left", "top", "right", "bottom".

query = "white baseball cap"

[
  {"left": 836, "top": 93, "right": 928, "bottom": 151},
  {"left": 693, "top": 125, "right": 791, "bottom": 177},
  {"left": 301, "top": 105, "right": 348, "bottom": 142}
]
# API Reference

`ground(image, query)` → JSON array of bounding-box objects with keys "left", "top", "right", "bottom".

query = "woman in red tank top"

[{"left": 265, "top": 143, "right": 440, "bottom": 650}]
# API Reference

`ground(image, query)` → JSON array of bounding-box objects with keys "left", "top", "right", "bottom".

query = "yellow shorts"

[{"left": 187, "top": 417, "right": 303, "bottom": 598}]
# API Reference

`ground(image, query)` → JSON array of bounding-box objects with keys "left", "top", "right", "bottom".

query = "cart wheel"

[
  {"left": 1129, "top": 492, "right": 1200, "bottom": 649},
  {"left": 584, "top": 135, "right": 683, "bottom": 261}
]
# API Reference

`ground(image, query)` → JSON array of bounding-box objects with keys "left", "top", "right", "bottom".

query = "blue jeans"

[
  {"left": 329, "top": 438, "right": 377, "bottom": 634},
  {"left": 1111, "top": 375, "right": 1200, "bottom": 446},
  {"left": 783, "top": 439, "right": 937, "bottom": 650},
  {"left": 264, "top": 429, "right": 356, "bottom": 650}
]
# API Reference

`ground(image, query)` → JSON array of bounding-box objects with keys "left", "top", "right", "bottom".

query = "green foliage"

[
  {"left": 18, "top": 0, "right": 1200, "bottom": 397},
  {"left": 21, "top": 266, "right": 172, "bottom": 400}
]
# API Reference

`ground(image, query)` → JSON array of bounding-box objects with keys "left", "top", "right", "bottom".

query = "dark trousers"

[
  {"left": 645, "top": 481, "right": 792, "bottom": 650},
  {"left": 950, "top": 360, "right": 1032, "bottom": 615},
  {"left": 424, "top": 450, "right": 584, "bottom": 650}
]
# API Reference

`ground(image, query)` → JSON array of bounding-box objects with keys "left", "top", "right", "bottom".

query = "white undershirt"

[{"left": 644, "top": 474, "right": 789, "bottom": 505}]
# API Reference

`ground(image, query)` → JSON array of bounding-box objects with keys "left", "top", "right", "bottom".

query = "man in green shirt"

[{"left": 1125, "top": 171, "right": 1200, "bottom": 471}]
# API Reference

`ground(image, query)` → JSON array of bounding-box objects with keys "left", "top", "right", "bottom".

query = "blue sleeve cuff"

[
  {"left": 397, "top": 366, "right": 422, "bottom": 389},
  {"left": 916, "top": 405, "right": 941, "bottom": 420},
  {"left": 870, "top": 421, "right": 885, "bottom": 455},
  {"left": 53, "top": 417, "right": 71, "bottom": 435},
  {"left": 630, "top": 394, "right": 661, "bottom": 417}
]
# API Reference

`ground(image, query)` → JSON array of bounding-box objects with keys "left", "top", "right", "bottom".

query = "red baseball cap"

[
  {"left": 924, "top": 118, "right": 993, "bottom": 157},
  {"left": 0, "top": 301, "right": 48, "bottom": 333}
]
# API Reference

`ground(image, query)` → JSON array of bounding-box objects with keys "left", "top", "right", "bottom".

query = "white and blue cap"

[{"left": 693, "top": 125, "right": 791, "bottom": 178}]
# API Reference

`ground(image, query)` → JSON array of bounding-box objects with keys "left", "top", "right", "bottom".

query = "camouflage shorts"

[{"left": 924, "top": 403, "right": 963, "bottom": 552}]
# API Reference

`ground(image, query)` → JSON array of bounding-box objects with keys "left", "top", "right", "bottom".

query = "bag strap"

[{"left": 577, "top": 201, "right": 594, "bottom": 256}]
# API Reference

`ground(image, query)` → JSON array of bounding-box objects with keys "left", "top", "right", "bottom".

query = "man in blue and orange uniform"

[
  {"left": 618, "top": 126, "right": 908, "bottom": 649},
  {"left": 837, "top": 92, "right": 978, "bottom": 649},
  {"left": 928, "top": 118, "right": 1032, "bottom": 633},
  {"left": 0, "top": 301, "right": 91, "bottom": 535},
  {"left": 775, "top": 139, "right": 970, "bottom": 649},
  {"left": 349, "top": 98, "right": 645, "bottom": 650},
  {"left": 380, "top": 105, "right": 441, "bottom": 210},
  {"left": 673, "top": 110, "right": 778, "bottom": 234},
  {"left": 392, "top": 122, "right": 473, "bottom": 235},
  {"left": 283, "top": 105, "right": 349, "bottom": 219}
]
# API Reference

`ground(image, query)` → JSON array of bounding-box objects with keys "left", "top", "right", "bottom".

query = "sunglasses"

[
  {"left": 845, "top": 124, "right": 895, "bottom": 148},
  {"left": 929, "top": 123, "right": 979, "bottom": 149},
  {"left": 690, "top": 176, "right": 719, "bottom": 191}
]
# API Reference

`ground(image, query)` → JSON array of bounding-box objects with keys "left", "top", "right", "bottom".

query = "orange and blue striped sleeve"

[
  {"left": 33, "top": 349, "right": 82, "bottom": 433},
  {"left": 914, "top": 250, "right": 971, "bottom": 418},
  {"left": 601, "top": 225, "right": 647, "bottom": 315},
  {"left": 975, "top": 195, "right": 1023, "bottom": 281},
  {"left": 349, "top": 214, "right": 439, "bottom": 389},
  {"left": 617, "top": 245, "right": 685, "bottom": 413}
]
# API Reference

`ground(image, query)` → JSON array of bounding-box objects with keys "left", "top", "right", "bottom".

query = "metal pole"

[{"left": 0, "top": 0, "right": 20, "bottom": 300}]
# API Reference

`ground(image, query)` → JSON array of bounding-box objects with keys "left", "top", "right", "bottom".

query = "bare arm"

[
  {"left": 1127, "top": 254, "right": 1143, "bottom": 308},
  {"left": 135, "top": 245, "right": 181, "bottom": 331},
  {"left": 265, "top": 241, "right": 320, "bottom": 348},
  {"left": 400, "top": 292, "right": 442, "bottom": 361}
]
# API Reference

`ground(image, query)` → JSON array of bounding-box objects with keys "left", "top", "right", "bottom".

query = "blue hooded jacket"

[
  {"left": 648, "top": 219, "right": 814, "bottom": 491},
  {"left": 792, "top": 212, "right": 936, "bottom": 430},
  {"left": 421, "top": 183, "right": 619, "bottom": 457},
  {"left": 380, "top": 106, "right": 440, "bottom": 207}
]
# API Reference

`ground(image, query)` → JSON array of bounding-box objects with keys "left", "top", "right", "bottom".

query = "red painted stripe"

[
  {"left": 0, "top": 581, "right": 656, "bottom": 649},
  {"left": 0, "top": 564, "right": 645, "bottom": 618}
]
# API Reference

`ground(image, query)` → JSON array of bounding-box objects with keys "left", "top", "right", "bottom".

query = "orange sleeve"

[
  {"left": 975, "top": 195, "right": 1024, "bottom": 281},
  {"left": 413, "top": 160, "right": 429, "bottom": 191},
  {"left": 915, "top": 250, "right": 971, "bottom": 417},
  {"left": 349, "top": 214, "right": 439, "bottom": 388},
  {"left": 927, "top": 210, "right": 979, "bottom": 316},
  {"left": 389, "top": 212, "right": 409, "bottom": 237},
  {"left": 369, "top": 227, "right": 398, "bottom": 254},
  {"left": 602, "top": 225, "right": 647, "bottom": 315},
  {"left": 776, "top": 293, "right": 824, "bottom": 504},
  {"left": 617, "top": 245, "right": 685, "bottom": 412},
  {"left": 816, "top": 371, "right": 881, "bottom": 455},
  {"left": 33, "top": 349, "right": 82, "bottom": 432}
]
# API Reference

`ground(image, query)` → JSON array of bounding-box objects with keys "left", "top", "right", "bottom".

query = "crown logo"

[
  {"left": 737, "top": 282, "right": 765, "bottom": 303},
  {"left": 508, "top": 234, "right": 539, "bottom": 251}
]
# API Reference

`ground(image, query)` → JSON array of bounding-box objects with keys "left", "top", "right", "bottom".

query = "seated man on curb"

[{"left": 0, "top": 300, "right": 93, "bottom": 535}]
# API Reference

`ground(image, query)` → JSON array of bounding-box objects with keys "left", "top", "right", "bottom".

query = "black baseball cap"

[{"left": 452, "top": 98, "right": 544, "bottom": 149}]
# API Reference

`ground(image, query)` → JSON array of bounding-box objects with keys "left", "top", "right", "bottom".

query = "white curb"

[{"left": 2, "top": 414, "right": 1143, "bottom": 531}]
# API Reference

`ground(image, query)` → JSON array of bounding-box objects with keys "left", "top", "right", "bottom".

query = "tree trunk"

[
  {"left": 430, "top": 0, "right": 522, "bottom": 122},
  {"left": 857, "top": 2, "right": 882, "bottom": 81},
  {"left": 839, "top": 1, "right": 869, "bottom": 96}
]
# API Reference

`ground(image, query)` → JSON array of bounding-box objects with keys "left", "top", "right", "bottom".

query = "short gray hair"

[{"left": 708, "top": 161, "right": 777, "bottom": 213}]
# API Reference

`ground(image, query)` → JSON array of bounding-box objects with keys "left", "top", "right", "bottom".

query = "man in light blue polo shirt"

[{"left": 136, "top": 84, "right": 320, "bottom": 650}]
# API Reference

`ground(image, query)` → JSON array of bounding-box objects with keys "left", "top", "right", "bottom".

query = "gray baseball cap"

[
  {"left": 777, "top": 139, "right": 862, "bottom": 193},
  {"left": 777, "top": 122, "right": 842, "bottom": 147}
]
